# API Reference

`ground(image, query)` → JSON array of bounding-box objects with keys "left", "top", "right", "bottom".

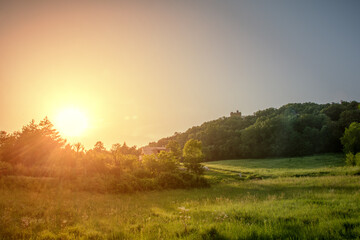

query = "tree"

[
  {"left": 93, "top": 141, "right": 106, "bottom": 152},
  {"left": 183, "top": 139, "right": 205, "bottom": 174},
  {"left": 344, "top": 152, "right": 360, "bottom": 166},
  {"left": 0, "top": 118, "right": 65, "bottom": 166},
  {"left": 111, "top": 143, "right": 122, "bottom": 164},
  {"left": 142, "top": 154, "right": 159, "bottom": 175},
  {"left": 73, "top": 142, "right": 85, "bottom": 153},
  {"left": 166, "top": 140, "right": 182, "bottom": 161},
  {"left": 157, "top": 151, "right": 179, "bottom": 172},
  {"left": 144, "top": 101, "right": 360, "bottom": 160},
  {"left": 321, "top": 103, "right": 346, "bottom": 121},
  {"left": 338, "top": 109, "right": 360, "bottom": 130},
  {"left": 341, "top": 122, "right": 360, "bottom": 154}
]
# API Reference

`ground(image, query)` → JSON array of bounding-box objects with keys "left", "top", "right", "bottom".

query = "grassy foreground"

[{"left": 1, "top": 154, "right": 360, "bottom": 239}]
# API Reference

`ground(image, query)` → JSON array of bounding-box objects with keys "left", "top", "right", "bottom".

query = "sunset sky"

[{"left": 1, "top": 1, "right": 360, "bottom": 149}]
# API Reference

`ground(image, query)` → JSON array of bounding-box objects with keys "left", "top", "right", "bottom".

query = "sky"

[{"left": 1, "top": 0, "right": 360, "bottom": 149}]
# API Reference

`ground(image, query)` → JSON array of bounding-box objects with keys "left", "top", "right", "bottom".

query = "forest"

[{"left": 150, "top": 101, "right": 360, "bottom": 160}]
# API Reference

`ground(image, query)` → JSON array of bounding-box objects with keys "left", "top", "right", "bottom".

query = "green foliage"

[
  {"left": 166, "top": 140, "right": 182, "bottom": 161},
  {"left": 157, "top": 151, "right": 179, "bottom": 172},
  {"left": 345, "top": 153, "right": 356, "bottom": 166},
  {"left": 183, "top": 139, "right": 205, "bottom": 174},
  {"left": 151, "top": 101, "right": 360, "bottom": 160},
  {"left": 321, "top": 103, "right": 346, "bottom": 121},
  {"left": 157, "top": 172, "right": 186, "bottom": 189},
  {"left": 341, "top": 122, "right": 360, "bottom": 154},
  {"left": 345, "top": 152, "right": 360, "bottom": 166},
  {"left": 0, "top": 119, "right": 208, "bottom": 193},
  {"left": 356, "top": 153, "right": 360, "bottom": 166},
  {"left": 183, "top": 139, "right": 204, "bottom": 161},
  {"left": 142, "top": 151, "right": 180, "bottom": 175},
  {"left": 142, "top": 154, "right": 159, "bottom": 175}
]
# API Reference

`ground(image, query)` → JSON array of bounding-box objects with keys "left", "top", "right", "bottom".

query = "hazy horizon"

[{"left": 1, "top": 1, "right": 360, "bottom": 149}]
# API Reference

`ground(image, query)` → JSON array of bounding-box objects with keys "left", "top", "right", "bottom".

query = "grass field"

[
  {"left": 205, "top": 154, "right": 355, "bottom": 180},
  {"left": 1, "top": 154, "right": 360, "bottom": 239}
]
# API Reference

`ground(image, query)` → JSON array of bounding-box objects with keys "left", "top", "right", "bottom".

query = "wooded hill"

[{"left": 149, "top": 101, "right": 360, "bottom": 161}]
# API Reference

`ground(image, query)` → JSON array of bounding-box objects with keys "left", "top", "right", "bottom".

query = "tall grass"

[{"left": 1, "top": 154, "right": 360, "bottom": 239}]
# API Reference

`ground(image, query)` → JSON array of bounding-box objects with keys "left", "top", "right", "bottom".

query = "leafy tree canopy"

[
  {"left": 341, "top": 122, "right": 360, "bottom": 154},
  {"left": 150, "top": 101, "right": 360, "bottom": 160}
]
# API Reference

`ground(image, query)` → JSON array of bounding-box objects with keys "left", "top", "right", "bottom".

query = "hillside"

[{"left": 149, "top": 101, "right": 360, "bottom": 160}]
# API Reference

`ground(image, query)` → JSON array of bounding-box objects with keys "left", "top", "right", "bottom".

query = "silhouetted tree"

[
  {"left": 0, "top": 118, "right": 65, "bottom": 166},
  {"left": 73, "top": 142, "right": 85, "bottom": 153},
  {"left": 93, "top": 141, "right": 106, "bottom": 152}
]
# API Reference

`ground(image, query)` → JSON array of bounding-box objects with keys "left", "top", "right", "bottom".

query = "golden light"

[{"left": 54, "top": 108, "right": 89, "bottom": 137}]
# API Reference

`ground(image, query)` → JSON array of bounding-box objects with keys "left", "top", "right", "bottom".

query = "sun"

[{"left": 54, "top": 108, "right": 89, "bottom": 137}]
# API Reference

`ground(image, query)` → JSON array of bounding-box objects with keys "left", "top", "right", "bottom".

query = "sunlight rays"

[{"left": 54, "top": 107, "right": 89, "bottom": 137}]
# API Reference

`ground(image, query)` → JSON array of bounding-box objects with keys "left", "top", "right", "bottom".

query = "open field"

[
  {"left": 1, "top": 154, "right": 360, "bottom": 239},
  {"left": 204, "top": 154, "right": 359, "bottom": 181}
]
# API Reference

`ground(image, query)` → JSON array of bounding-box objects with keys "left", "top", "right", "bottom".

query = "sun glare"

[{"left": 54, "top": 108, "right": 89, "bottom": 137}]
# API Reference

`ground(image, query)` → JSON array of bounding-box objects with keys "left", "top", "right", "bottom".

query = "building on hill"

[
  {"left": 230, "top": 110, "right": 242, "bottom": 117},
  {"left": 139, "top": 146, "right": 167, "bottom": 161}
]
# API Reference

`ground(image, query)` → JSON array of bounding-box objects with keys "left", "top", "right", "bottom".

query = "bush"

[
  {"left": 345, "top": 153, "right": 356, "bottom": 166},
  {"left": 184, "top": 162, "right": 205, "bottom": 175},
  {"left": 178, "top": 172, "right": 194, "bottom": 182},
  {"left": 132, "top": 168, "right": 152, "bottom": 178},
  {"left": 157, "top": 172, "right": 185, "bottom": 189},
  {"left": 177, "top": 172, "right": 210, "bottom": 188},
  {"left": 138, "top": 178, "right": 157, "bottom": 191},
  {"left": 192, "top": 176, "right": 210, "bottom": 188},
  {"left": 356, "top": 152, "right": 360, "bottom": 166},
  {"left": 109, "top": 166, "right": 124, "bottom": 177}
]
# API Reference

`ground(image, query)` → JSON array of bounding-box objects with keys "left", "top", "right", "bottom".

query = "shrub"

[
  {"left": 176, "top": 172, "right": 209, "bottom": 188},
  {"left": 132, "top": 168, "right": 152, "bottom": 178},
  {"left": 192, "top": 176, "right": 210, "bottom": 188},
  {"left": 356, "top": 152, "right": 360, "bottom": 166},
  {"left": 345, "top": 153, "right": 356, "bottom": 166},
  {"left": 157, "top": 172, "right": 185, "bottom": 189},
  {"left": 178, "top": 172, "right": 194, "bottom": 183},
  {"left": 138, "top": 178, "right": 157, "bottom": 191}
]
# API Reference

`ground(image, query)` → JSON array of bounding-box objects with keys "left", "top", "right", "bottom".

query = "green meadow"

[
  {"left": 204, "top": 154, "right": 357, "bottom": 180},
  {"left": 1, "top": 154, "right": 360, "bottom": 239}
]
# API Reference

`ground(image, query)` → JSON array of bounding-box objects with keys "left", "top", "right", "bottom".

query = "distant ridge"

[{"left": 149, "top": 101, "right": 360, "bottom": 161}]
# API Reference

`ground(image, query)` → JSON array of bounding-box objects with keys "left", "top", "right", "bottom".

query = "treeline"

[
  {"left": 0, "top": 118, "right": 208, "bottom": 192},
  {"left": 150, "top": 101, "right": 360, "bottom": 160}
]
